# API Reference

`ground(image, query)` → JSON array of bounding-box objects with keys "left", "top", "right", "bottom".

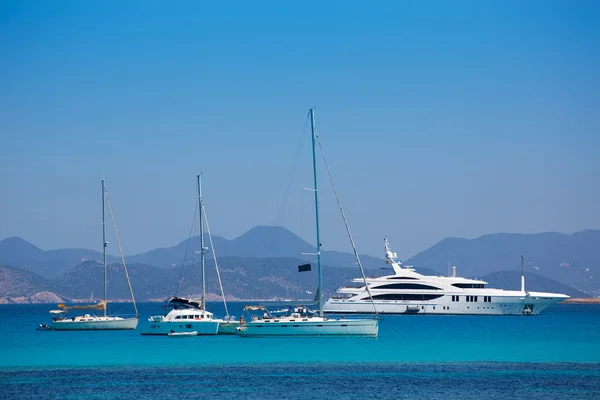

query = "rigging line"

[
  {"left": 202, "top": 202, "right": 230, "bottom": 318},
  {"left": 315, "top": 134, "right": 379, "bottom": 318},
  {"left": 104, "top": 187, "right": 138, "bottom": 317},
  {"left": 269, "top": 114, "right": 310, "bottom": 246},
  {"left": 383, "top": 318, "right": 405, "bottom": 338},
  {"left": 175, "top": 199, "right": 198, "bottom": 297}
]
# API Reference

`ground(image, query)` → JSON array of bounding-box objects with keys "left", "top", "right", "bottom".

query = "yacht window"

[
  {"left": 175, "top": 316, "right": 182, "bottom": 320},
  {"left": 452, "top": 283, "right": 485, "bottom": 289},
  {"left": 370, "top": 293, "right": 444, "bottom": 301},
  {"left": 389, "top": 277, "right": 418, "bottom": 280},
  {"left": 474, "top": 296, "right": 478, "bottom": 302},
  {"left": 376, "top": 283, "right": 441, "bottom": 290}
]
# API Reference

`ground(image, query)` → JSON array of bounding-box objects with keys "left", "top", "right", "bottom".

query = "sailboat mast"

[
  {"left": 197, "top": 174, "right": 206, "bottom": 312},
  {"left": 521, "top": 255, "right": 525, "bottom": 293},
  {"left": 309, "top": 108, "right": 323, "bottom": 317},
  {"left": 102, "top": 178, "right": 107, "bottom": 317}
]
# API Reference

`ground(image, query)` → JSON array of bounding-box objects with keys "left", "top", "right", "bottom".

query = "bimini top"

[{"left": 166, "top": 296, "right": 203, "bottom": 309}]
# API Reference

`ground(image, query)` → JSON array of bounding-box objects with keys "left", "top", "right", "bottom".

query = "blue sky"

[{"left": 1, "top": 1, "right": 599, "bottom": 259}]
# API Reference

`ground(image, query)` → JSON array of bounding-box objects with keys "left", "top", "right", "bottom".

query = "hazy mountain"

[
  {"left": 0, "top": 237, "right": 116, "bottom": 278},
  {"left": 2, "top": 228, "right": 599, "bottom": 296},
  {"left": 0, "top": 265, "right": 50, "bottom": 297},
  {"left": 406, "top": 230, "right": 600, "bottom": 295},
  {"left": 3, "top": 254, "right": 589, "bottom": 303},
  {"left": 3, "top": 257, "right": 378, "bottom": 301},
  {"left": 125, "top": 226, "right": 384, "bottom": 269}
]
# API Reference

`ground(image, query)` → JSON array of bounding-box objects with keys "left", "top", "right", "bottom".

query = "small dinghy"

[
  {"left": 36, "top": 323, "right": 52, "bottom": 331},
  {"left": 167, "top": 330, "right": 198, "bottom": 337}
]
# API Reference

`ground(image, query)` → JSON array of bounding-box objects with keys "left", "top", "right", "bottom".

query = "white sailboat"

[
  {"left": 141, "top": 174, "right": 237, "bottom": 336},
  {"left": 49, "top": 179, "right": 138, "bottom": 330},
  {"left": 236, "top": 108, "right": 379, "bottom": 337}
]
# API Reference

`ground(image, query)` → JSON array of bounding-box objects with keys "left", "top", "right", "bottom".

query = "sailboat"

[
  {"left": 141, "top": 175, "right": 237, "bottom": 335},
  {"left": 236, "top": 108, "right": 379, "bottom": 337},
  {"left": 48, "top": 179, "right": 139, "bottom": 330}
]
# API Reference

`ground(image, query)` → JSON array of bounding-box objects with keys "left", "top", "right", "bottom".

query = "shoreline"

[{"left": 560, "top": 298, "right": 600, "bottom": 304}]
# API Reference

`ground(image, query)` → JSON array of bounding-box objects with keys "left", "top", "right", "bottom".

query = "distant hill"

[
  {"left": 0, "top": 227, "right": 384, "bottom": 279},
  {"left": 0, "top": 236, "right": 117, "bottom": 278},
  {"left": 1, "top": 257, "right": 380, "bottom": 302},
  {"left": 406, "top": 230, "right": 600, "bottom": 295},
  {"left": 2, "top": 228, "right": 599, "bottom": 297},
  {"left": 2, "top": 255, "right": 589, "bottom": 303},
  {"left": 126, "top": 226, "right": 385, "bottom": 269},
  {"left": 0, "top": 265, "right": 50, "bottom": 297}
]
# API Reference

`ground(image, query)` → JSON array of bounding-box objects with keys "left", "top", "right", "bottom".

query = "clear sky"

[{"left": 1, "top": 0, "right": 599, "bottom": 259}]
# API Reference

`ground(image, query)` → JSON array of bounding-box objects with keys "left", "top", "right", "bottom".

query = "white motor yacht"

[{"left": 323, "top": 237, "right": 569, "bottom": 316}]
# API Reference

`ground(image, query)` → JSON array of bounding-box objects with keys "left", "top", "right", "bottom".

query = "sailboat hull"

[
  {"left": 51, "top": 316, "right": 138, "bottom": 330},
  {"left": 217, "top": 321, "right": 240, "bottom": 335},
  {"left": 236, "top": 318, "right": 378, "bottom": 337}
]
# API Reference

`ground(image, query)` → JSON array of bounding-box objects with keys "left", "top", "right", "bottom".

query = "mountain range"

[
  {"left": 406, "top": 230, "right": 600, "bottom": 295},
  {"left": 0, "top": 227, "right": 598, "bottom": 302},
  {"left": 0, "top": 226, "right": 384, "bottom": 279}
]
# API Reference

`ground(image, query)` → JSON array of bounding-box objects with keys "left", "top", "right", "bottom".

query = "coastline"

[{"left": 560, "top": 298, "right": 600, "bottom": 304}]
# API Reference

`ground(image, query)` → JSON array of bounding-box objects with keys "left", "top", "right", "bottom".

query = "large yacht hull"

[
  {"left": 236, "top": 318, "right": 378, "bottom": 337},
  {"left": 324, "top": 293, "right": 567, "bottom": 316},
  {"left": 51, "top": 317, "right": 138, "bottom": 330},
  {"left": 140, "top": 320, "right": 219, "bottom": 335}
]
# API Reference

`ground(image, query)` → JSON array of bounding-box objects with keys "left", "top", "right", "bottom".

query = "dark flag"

[{"left": 298, "top": 263, "right": 311, "bottom": 272}]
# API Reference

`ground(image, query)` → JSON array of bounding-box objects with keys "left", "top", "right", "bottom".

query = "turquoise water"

[
  {"left": 1, "top": 303, "right": 599, "bottom": 399},
  {"left": 2, "top": 302, "right": 599, "bottom": 367}
]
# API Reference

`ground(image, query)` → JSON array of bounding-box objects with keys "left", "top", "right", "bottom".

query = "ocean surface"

[{"left": 1, "top": 302, "right": 599, "bottom": 399}]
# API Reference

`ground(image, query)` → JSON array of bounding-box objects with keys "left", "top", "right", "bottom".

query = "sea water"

[{"left": 0, "top": 302, "right": 599, "bottom": 399}]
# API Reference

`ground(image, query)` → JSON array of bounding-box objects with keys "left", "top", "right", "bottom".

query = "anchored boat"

[
  {"left": 236, "top": 108, "right": 379, "bottom": 337},
  {"left": 47, "top": 179, "right": 139, "bottom": 331}
]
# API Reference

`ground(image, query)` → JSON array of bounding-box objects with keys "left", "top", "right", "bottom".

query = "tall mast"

[
  {"left": 521, "top": 255, "right": 525, "bottom": 293},
  {"left": 102, "top": 178, "right": 107, "bottom": 317},
  {"left": 309, "top": 108, "right": 323, "bottom": 317},
  {"left": 197, "top": 174, "right": 206, "bottom": 312}
]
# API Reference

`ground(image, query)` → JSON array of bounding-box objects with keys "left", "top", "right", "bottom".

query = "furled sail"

[{"left": 58, "top": 300, "right": 106, "bottom": 312}]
